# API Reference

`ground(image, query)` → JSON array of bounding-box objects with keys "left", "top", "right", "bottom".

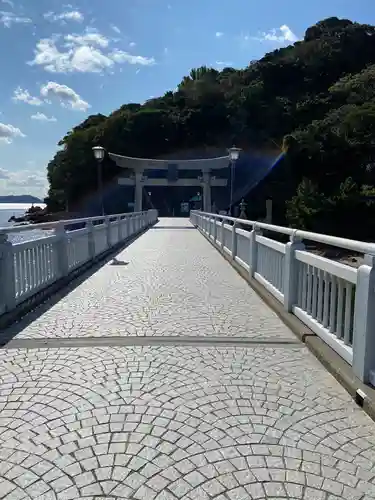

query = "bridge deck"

[{"left": 1, "top": 218, "right": 375, "bottom": 499}]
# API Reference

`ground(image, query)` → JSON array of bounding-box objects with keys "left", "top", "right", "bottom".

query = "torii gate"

[{"left": 109, "top": 153, "right": 230, "bottom": 212}]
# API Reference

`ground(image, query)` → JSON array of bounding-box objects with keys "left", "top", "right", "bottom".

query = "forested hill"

[
  {"left": 0, "top": 195, "right": 42, "bottom": 204},
  {"left": 46, "top": 17, "right": 375, "bottom": 238}
]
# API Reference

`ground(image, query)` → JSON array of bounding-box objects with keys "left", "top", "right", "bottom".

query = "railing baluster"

[
  {"left": 30, "top": 247, "right": 35, "bottom": 290},
  {"left": 23, "top": 248, "right": 29, "bottom": 292},
  {"left": 311, "top": 267, "right": 318, "bottom": 319},
  {"left": 317, "top": 269, "right": 324, "bottom": 322},
  {"left": 40, "top": 243, "right": 45, "bottom": 283},
  {"left": 297, "top": 261, "right": 302, "bottom": 307},
  {"left": 301, "top": 264, "right": 307, "bottom": 310},
  {"left": 19, "top": 249, "right": 25, "bottom": 297},
  {"left": 337, "top": 279, "right": 344, "bottom": 339},
  {"left": 344, "top": 283, "right": 353, "bottom": 346},
  {"left": 329, "top": 276, "right": 337, "bottom": 333},
  {"left": 306, "top": 266, "right": 313, "bottom": 315},
  {"left": 322, "top": 272, "right": 330, "bottom": 328}
]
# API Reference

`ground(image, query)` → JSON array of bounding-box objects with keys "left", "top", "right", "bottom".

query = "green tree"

[{"left": 44, "top": 16, "right": 375, "bottom": 238}]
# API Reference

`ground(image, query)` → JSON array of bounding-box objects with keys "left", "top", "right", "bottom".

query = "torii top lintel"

[{"left": 108, "top": 153, "right": 230, "bottom": 171}]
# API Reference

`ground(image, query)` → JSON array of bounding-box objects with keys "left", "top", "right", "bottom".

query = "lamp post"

[
  {"left": 239, "top": 198, "right": 247, "bottom": 220},
  {"left": 92, "top": 146, "right": 105, "bottom": 216},
  {"left": 228, "top": 146, "right": 241, "bottom": 216},
  {"left": 197, "top": 191, "right": 202, "bottom": 211}
]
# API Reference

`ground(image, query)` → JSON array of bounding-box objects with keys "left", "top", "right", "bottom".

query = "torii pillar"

[
  {"left": 134, "top": 170, "right": 143, "bottom": 212},
  {"left": 202, "top": 170, "right": 212, "bottom": 212}
]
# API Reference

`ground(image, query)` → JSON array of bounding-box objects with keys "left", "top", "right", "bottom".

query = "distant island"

[{"left": 0, "top": 195, "right": 43, "bottom": 204}]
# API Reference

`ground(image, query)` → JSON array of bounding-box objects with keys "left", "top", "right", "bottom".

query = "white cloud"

[
  {"left": 40, "top": 81, "right": 90, "bottom": 111},
  {"left": 29, "top": 32, "right": 155, "bottom": 73},
  {"left": 12, "top": 82, "right": 89, "bottom": 113},
  {"left": 1, "top": 0, "right": 14, "bottom": 7},
  {"left": 129, "top": 41, "right": 136, "bottom": 47},
  {"left": 215, "top": 32, "right": 223, "bottom": 38},
  {"left": 280, "top": 25, "right": 299, "bottom": 42},
  {"left": 258, "top": 24, "right": 298, "bottom": 44},
  {"left": 216, "top": 61, "right": 233, "bottom": 67},
  {"left": 0, "top": 168, "right": 47, "bottom": 198},
  {"left": 0, "top": 11, "right": 31, "bottom": 27},
  {"left": 111, "top": 25, "right": 121, "bottom": 34},
  {"left": 109, "top": 49, "right": 155, "bottom": 66},
  {"left": 12, "top": 87, "right": 43, "bottom": 106},
  {"left": 29, "top": 38, "right": 71, "bottom": 73},
  {"left": 44, "top": 10, "right": 84, "bottom": 23},
  {"left": 71, "top": 45, "right": 114, "bottom": 72},
  {"left": 31, "top": 112, "right": 57, "bottom": 122},
  {"left": 0, "top": 122, "right": 25, "bottom": 144},
  {"left": 64, "top": 32, "right": 109, "bottom": 48}
]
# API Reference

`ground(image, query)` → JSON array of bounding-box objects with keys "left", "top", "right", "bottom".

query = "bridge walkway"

[{"left": 0, "top": 218, "right": 375, "bottom": 499}]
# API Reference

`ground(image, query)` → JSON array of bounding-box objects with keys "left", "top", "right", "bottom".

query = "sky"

[{"left": 0, "top": 0, "right": 374, "bottom": 199}]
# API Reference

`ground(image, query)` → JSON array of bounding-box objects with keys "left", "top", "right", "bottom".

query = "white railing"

[
  {"left": 191, "top": 210, "right": 375, "bottom": 384},
  {"left": 0, "top": 209, "right": 158, "bottom": 316}
]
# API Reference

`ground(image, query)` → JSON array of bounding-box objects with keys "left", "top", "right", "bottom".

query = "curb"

[{"left": 197, "top": 227, "right": 375, "bottom": 421}]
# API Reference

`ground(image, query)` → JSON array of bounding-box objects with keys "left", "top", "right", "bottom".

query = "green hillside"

[{"left": 46, "top": 17, "right": 375, "bottom": 238}]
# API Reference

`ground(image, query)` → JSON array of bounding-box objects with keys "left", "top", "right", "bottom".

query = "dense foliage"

[{"left": 46, "top": 17, "right": 375, "bottom": 238}]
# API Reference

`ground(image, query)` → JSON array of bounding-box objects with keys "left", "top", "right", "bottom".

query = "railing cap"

[
  {"left": 0, "top": 210, "right": 150, "bottom": 234},
  {"left": 191, "top": 210, "right": 375, "bottom": 255}
]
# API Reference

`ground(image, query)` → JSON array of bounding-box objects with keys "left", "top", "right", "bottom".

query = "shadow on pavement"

[{"left": 0, "top": 231, "right": 144, "bottom": 346}]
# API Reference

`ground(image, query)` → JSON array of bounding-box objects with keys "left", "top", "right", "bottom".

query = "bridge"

[{"left": 1, "top": 210, "right": 375, "bottom": 499}]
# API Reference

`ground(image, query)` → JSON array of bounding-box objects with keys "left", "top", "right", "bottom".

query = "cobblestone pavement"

[
  {"left": 2, "top": 218, "right": 375, "bottom": 499},
  {"left": 1, "top": 346, "right": 375, "bottom": 500},
  {"left": 12, "top": 218, "right": 295, "bottom": 340}
]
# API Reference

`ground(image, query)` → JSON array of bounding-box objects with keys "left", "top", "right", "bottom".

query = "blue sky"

[{"left": 0, "top": 0, "right": 374, "bottom": 198}]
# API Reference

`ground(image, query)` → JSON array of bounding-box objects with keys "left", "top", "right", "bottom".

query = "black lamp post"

[
  {"left": 92, "top": 146, "right": 106, "bottom": 216},
  {"left": 228, "top": 146, "right": 241, "bottom": 216}
]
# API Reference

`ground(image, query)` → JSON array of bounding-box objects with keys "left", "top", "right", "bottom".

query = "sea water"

[{"left": 0, "top": 203, "right": 50, "bottom": 243}]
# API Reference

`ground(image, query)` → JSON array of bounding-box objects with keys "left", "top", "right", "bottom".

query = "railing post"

[
  {"left": 54, "top": 222, "right": 69, "bottom": 278},
  {"left": 121, "top": 216, "right": 126, "bottom": 239},
  {"left": 283, "top": 232, "right": 305, "bottom": 312},
  {"left": 105, "top": 216, "right": 111, "bottom": 248},
  {"left": 352, "top": 254, "right": 375, "bottom": 383},
  {"left": 221, "top": 219, "right": 225, "bottom": 250},
  {"left": 0, "top": 233, "right": 16, "bottom": 312},
  {"left": 87, "top": 221, "right": 95, "bottom": 260},
  {"left": 117, "top": 216, "right": 122, "bottom": 242},
  {"left": 231, "top": 222, "right": 238, "bottom": 260},
  {"left": 249, "top": 225, "right": 260, "bottom": 277},
  {"left": 213, "top": 216, "right": 217, "bottom": 242}
]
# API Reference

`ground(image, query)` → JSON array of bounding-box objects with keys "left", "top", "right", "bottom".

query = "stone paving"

[
  {"left": 1, "top": 218, "right": 375, "bottom": 499},
  {"left": 10, "top": 219, "right": 295, "bottom": 341}
]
